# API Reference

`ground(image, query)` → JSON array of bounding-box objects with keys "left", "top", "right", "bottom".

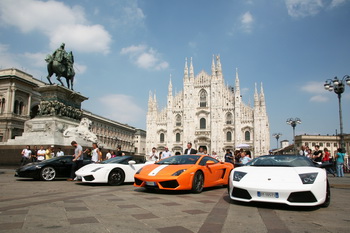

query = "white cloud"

[
  {"left": 285, "top": 0, "right": 349, "bottom": 18},
  {"left": 22, "top": 52, "right": 47, "bottom": 67},
  {"left": 120, "top": 45, "right": 169, "bottom": 71},
  {"left": 0, "top": 0, "right": 111, "bottom": 54},
  {"left": 98, "top": 94, "right": 145, "bottom": 125},
  {"left": 310, "top": 95, "right": 329, "bottom": 102},
  {"left": 240, "top": 11, "right": 254, "bottom": 33},
  {"left": 0, "top": 44, "right": 20, "bottom": 69},
  {"left": 301, "top": 81, "right": 326, "bottom": 94},
  {"left": 330, "top": 0, "right": 348, "bottom": 8}
]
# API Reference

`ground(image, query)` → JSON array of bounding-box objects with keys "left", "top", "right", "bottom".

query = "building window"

[
  {"left": 160, "top": 133, "right": 165, "bottom": 143},
  {"left": 0, "top": 98, "right": 5, "bottom": 114},
  {"left": 226, "top": 132, "right": 232, "bottom": 142},
  {"left": 175, "top": 115, "right": 181, "bottom": 126},
  {"left": 226, "top": 112, "right": 232, "bottom": 124},
  {"left": 14, "top": 100, "right": 19, "bottom": 114},
  {"left": 326, "top": 143, "right": 330, "bottom": 147},
  {"left": 319, "top": 142, "right": 323, "bottom": 147},
  {"left": 176, "top": 133, "right": 180, "bottom": 142},
  {"left": 334, "top": 143, "right": 338, "bottom": 147},
  {"left": 245, "top": 131, "right": 250, "bottom": 141},
  {"left": 200, "top": 118, "right": 206, "bottom": 129},
  {"left": 199, "top": 89, "right": 207, "bottom": 107},
  {"left": 305, "top": 142, "right": 309, "bottom": 147},
  {"left": 312, "top": 142, "right": 316, "bottom": 147}
]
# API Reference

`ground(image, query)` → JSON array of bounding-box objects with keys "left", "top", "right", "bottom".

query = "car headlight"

[
  {"left": 91, "top": 167, "right": 103, "bottom": 172},
  {"left": 172, "top": 169, "right": 187, "bottom": 176},
  {"left": 136, "top": 167, "right": 143, "bottom": 174},
  {"left": 299, "top": 173, "right": 318, "bottom": 184},
  {"left": 233, "top": 171, "right": 247, "bottom": 181}
]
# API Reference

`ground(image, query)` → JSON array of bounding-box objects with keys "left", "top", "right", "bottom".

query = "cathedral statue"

[{"left": 45, "top": 43, "right": 75, "bottom": 90}]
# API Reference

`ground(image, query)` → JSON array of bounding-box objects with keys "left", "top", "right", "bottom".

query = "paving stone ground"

[{"left": 0, "top": 168, "right": 349, "bottom": 233}]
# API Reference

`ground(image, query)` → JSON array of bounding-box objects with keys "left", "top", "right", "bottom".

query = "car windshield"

[
  {"left": 101, "top": 156, "right": 131, "bottom": 164},
  {"left": 156, "top": 155, "right": 201, "bottom": 165},
  {"left": 247, "top": 155, "right": 315, "bottom": 167}
]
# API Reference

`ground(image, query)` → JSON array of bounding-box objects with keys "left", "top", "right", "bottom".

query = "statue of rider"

[
  {"left": 66, "top": 51, "right": 74, "bottom": 77},
  {"left": 52, "top": 43, "right": 67, "bottom": 63}
]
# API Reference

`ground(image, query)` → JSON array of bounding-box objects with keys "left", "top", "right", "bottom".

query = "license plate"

[
  {"left": 146, "top": 181, "right": 157, "bottom": 186},
  {"left": 257, "top": 191, "right": 279, "bottom": 198}
]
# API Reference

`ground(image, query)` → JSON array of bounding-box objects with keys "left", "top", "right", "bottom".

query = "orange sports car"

[{"left": 134, "top": 154, "right": 234, "bottom": 193}]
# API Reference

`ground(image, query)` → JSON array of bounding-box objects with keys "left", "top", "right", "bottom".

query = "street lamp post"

[
  {"left": 324, "top": 75, "right": 350, "bottom": 151},
  {"left": 286, "top": 118, "right": 301, "bottom": 154},
  {"left": 272, "top": 133, "right": 282, "bottom": 148}
]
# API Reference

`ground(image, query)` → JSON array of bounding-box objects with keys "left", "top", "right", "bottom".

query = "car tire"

[
  {"left": 108, "top": 169, "right": 125, "bottom": 186},
  {"left": 321, "top": 180, "right": 331, "bottom": 207},
  {"left": 191, "top": 171, "right": 204, "bottom": 193},
  {"left": 40, "top": 166, "right": 56, "bottom": 181}
]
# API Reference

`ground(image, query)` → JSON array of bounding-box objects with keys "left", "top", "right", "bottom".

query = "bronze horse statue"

[{"left": 46, "top": 45, "right": 75, "bottom": 90}]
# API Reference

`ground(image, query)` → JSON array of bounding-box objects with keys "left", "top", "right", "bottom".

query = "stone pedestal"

[{"left": 6, "top": 85, "right": 96, "bottom": 147}]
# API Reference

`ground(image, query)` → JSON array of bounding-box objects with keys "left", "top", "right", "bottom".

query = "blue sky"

[{"left": 1, "top": 0, "right": 349, "bottom": 149}]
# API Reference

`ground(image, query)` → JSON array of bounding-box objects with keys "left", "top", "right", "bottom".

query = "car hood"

[
  {"left": 233, "top": 166, "right": 324, "bottom": 184},
  {"left": 139, "top": 164, "right": 194, "bottom": 176}
]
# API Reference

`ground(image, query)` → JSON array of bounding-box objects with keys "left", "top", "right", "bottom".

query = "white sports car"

[
  {"left": 76, "top": 155, "right": 154, "bottom": 185},
  {"left": 228, "top": 155, "right": 330, "bottom": 207}
]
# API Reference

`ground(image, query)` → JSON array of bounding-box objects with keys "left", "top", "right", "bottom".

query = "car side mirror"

[
  {"left": 206, "top": 160, "right": 215, "bottom": 166},
  {"left": 128, "top": 160, "right": 136, "bottom": 165}
]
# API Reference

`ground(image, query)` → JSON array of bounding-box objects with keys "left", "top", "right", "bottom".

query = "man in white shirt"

[
  {"left": 161, "top": 147, "right": 172, "bottom": 159},
  {"left": 20, "top": 145, "right": 32, "bottom": 166},
  {"left": 148, "top": 147, "right": 158, "bottom": 161},
  {"left": 105, "top": 150, "right": 112, "bottom": 160},
  {"left": 37, "top": 146, "right": 46, "bottom": 161},
  {"left": 56, "top": 148, "right": 64, "bottom": 157}
]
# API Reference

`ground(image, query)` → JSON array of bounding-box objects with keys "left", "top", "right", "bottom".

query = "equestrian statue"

[{"left": 45, "top": 43, "right": 75, "bottom": 90}]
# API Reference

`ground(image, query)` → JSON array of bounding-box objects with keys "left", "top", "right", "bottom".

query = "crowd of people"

[
  {"left": 299, "top": 145, "right": 347, "bottom": 177},
  {"left": 19, "top": 143, "right": 126, "bottom": 167},
  {"left": 147, "top": 142, "right": 252, "bottom": 165},
  {"left": 20, "top": 145, "right": 65, "bottom": 166}
]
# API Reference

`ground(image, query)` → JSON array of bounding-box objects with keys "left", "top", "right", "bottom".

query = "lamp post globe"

[
  {"left": 324, "top": 75, "right": 350, "bottom": 151},
  {"left": 286, "top": 118, "right": 301, "bottom": 154},
  {"left": 272, "top": 133, "right": 282, "bottom": 149}
]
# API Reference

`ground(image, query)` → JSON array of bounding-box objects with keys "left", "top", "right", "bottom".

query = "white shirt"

[
  {"left": 106, "top": 152, "right": 111, "bottom": 160},
  {"left": 22, "top": 149, "right": 32, "bottom": 158},
  {"left": 37, "top": 149, "right": 46, "bottom": 161},
  {"left": 56, "top": 151, "right": 64, "bottom": 157},
  {"left": 148, "top": 152, "right": 158, "bottom": 161},
  {"left": 91, "top": 148, "right": 99, "bottom": 162},
  {"left": 161, "top": 151, "right": 172, "bottom": 159}
]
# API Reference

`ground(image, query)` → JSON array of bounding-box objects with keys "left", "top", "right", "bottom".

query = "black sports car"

[{"left": 15, "top": 155, "right": 92, "bottom": 181}]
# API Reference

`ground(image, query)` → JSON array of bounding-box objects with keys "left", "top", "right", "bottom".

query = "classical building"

[
  {"left": 134, "top": 129, "right": 147, "bottom": 155},
  {"left": 0, "top": 69, "right": 44, "bottom": 142},
  {"left": 146, "top": 56, "right": 270, "bottom": 157},
  {"left": 0, "top": 68, "right": 145, "bottom": 154},
  {"left": 295, "top": 134, "right": 350, "bottom": 156}
]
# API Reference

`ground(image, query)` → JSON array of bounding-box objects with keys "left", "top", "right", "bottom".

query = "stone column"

[
  {"left": 10, "top": 86, "right": 16, "bottom": 114},
  {"left": 27, "top": 94, "right": 32, "bottom": 116}
]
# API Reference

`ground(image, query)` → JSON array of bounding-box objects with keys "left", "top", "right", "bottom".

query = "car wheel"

[
  {"left": 108, "top": 169, "right": 125, "bottom": 186},
  {"left": 40, "top": 166, "right": 56, "bottom": 181},
  {"left": 191, "top": 171, "right": 204, "bottom": 193},
  {"left": 321, "top": 180, "right": 331, "bottom": 207}
]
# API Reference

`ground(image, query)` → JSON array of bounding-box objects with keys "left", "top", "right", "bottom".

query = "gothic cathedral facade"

[{"left": 146, "top": 56, "right": 270, "bottom": 157}]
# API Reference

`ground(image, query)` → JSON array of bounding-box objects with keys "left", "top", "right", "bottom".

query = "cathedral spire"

[
  {"left": 211, "top": 55, "right": 215, "bottom": 76},
  {"left": 254, "top": 82, "right": 259, "bottom": 107},
  {"left": 260, "top": 82, "right": 265, "bottom": 107},
  {"left": 183, "top": 57, "right": 189, "bottom": 80},
  {"left": 189, "top": 57, "right": 194, "bottom": 79},
  {"left": 168, "top": 75, "right": 173, "bottom": 96},
  {"left": 216, "top": 55, "right": 222, "bottom": 77},
  {"left": 235, "top": 67, "right": 240, "bottom": 93}
]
